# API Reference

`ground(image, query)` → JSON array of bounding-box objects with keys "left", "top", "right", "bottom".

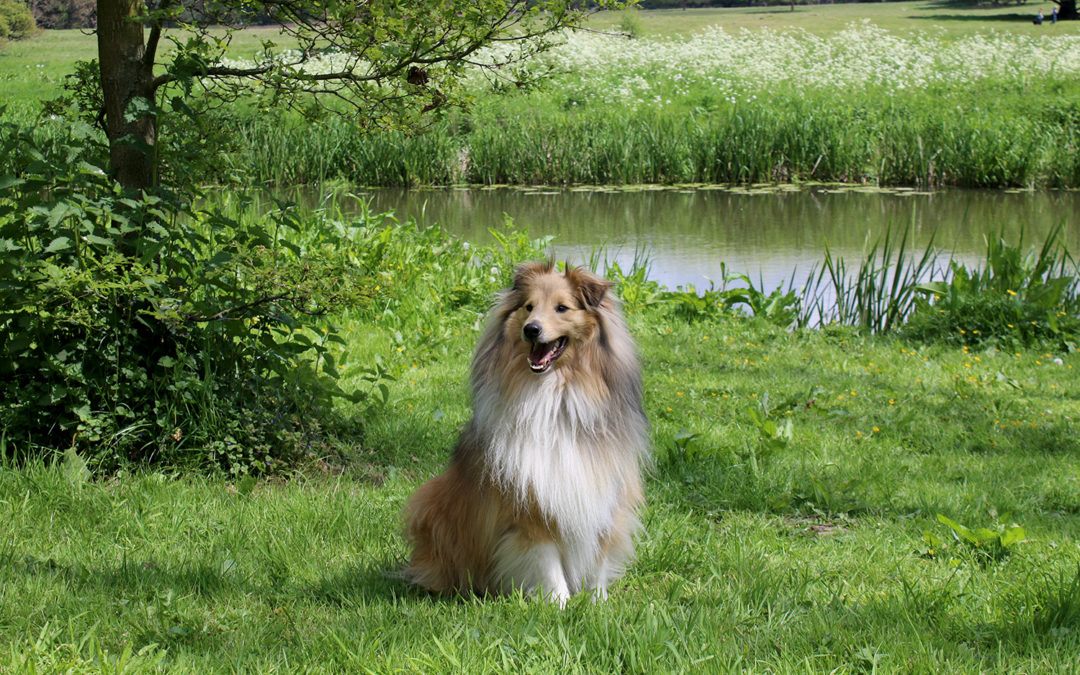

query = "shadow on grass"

[
  {"left": 910, "top": 11, "right": 1042, "bottom": 22},
  {"left": 9, "top": 552, "right": 418, "bottom": 608}
]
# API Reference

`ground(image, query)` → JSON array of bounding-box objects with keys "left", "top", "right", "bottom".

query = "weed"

[{"left": 928, "top": 513, "right": 1027, "bottom": 563}]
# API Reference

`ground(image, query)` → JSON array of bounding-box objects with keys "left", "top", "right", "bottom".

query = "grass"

[
  {"left": 586, "top": 2, "right": 1080, "bottom": 39},
  {"left": 5, "top": 319, "right": 1080, "bottom": 671},
  {"left": 3, "top": 211, "right": 1080, "bottom": 670}
]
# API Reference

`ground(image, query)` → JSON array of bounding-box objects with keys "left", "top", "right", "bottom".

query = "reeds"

[
  {"left": 800, "top": 225, "right": 943, "bottom": 332},
  {"left": 224, "top": 85, "right": 1080, "bottom": 189}
]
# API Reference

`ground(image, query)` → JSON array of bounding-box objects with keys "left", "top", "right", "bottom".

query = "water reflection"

[{"left": 328, "top": 186, "right": 1078, "bottom": 291}]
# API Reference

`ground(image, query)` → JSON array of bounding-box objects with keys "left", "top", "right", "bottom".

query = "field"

[
  {"left": 3, "top": 3, "right": 1080, "bottom": 187},
  {"left": 3, "top": 4, "right": 1080, "bottom": 672}
]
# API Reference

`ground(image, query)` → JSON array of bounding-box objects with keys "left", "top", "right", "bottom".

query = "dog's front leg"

[{"left": 493, "top": 534, "right": 571, "bottom": 607}]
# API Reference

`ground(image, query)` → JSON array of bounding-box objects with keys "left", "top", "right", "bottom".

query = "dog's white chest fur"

[{"left": 475, "top": 373, "right": 625, "bottom": 586}]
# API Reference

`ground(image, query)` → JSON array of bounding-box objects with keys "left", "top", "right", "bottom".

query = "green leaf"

[
  {"left": 0, "top": 175, "right": 25, "bottom": 191},
  {"left": 44, "top": 236, "right": 72, "bottom": 253},
  {"left": 1000, "top": 525, "right": 1027, "bottom": 548},
  {"left": 63, "top": 447, "right": 91, "bottom": 487}
]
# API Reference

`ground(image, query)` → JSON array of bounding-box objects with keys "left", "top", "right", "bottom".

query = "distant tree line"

[
  {"left": 24, "top": 0, "right": 92, "bottom": 28},
  {"left": 20, "top": 0, "right": 1072, "bottom": 31},
  {"left": 23, "top": 0, "right": 277, "bottom": 29}
]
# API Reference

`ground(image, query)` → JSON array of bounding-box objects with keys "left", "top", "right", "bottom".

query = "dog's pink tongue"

[{"left": 529, "top": 342, "right": 555, "bottom": 370}]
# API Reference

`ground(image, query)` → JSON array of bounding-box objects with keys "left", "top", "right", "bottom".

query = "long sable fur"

[{"left": 403, "top": 262, "right": 649, "bottom": 600}]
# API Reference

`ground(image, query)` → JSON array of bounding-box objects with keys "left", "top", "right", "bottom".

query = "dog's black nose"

[{"left": 523, "top": 322, "right": 542, "bottom": 341}]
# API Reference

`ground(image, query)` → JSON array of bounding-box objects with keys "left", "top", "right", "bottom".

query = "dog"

[{"left": 403, "top": 262, "right": 649, "bottom": 605}]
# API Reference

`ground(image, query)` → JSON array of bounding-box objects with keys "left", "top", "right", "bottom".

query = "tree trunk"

[
  {"left": 97, "top": 0, "right": 156, "bottom": 190},
  {"left": 1059, "top": 0, "right": 1078, "bottom": 19}
]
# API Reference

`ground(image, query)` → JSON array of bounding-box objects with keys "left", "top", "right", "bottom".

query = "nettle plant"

[{"left": 0, "top": 115, "right": 369, "bottom": 472}]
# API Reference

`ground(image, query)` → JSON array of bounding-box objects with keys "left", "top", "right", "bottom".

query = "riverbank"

[{"left": 1, "top": 202, "right": 1078, "bottom": 669}]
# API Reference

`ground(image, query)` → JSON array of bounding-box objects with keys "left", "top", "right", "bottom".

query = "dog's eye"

[
  {"left": 556, "top": 304, "right": 570, "bottom": 313},
  {"left": 525, "top": 304, "right": 533, "bottom": 312}
]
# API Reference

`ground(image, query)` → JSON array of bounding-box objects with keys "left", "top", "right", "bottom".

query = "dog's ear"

[{"left": 567, "top": 267, "right": 612, "bottom": 309}]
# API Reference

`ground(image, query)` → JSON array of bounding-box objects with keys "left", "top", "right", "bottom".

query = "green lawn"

[
  {"left": 588, "top": 1, "right": 1080, "bottom": 38},
  {"left": 4, "top": 299, "right": 1080, "bottom": 671}
]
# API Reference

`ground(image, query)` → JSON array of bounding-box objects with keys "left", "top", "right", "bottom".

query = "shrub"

[
  {"left": 0, "top": 114, "right": 371, "bottom": 472},
  {"left": 0, "top": 0, "right": 36, "bottom": 40}
]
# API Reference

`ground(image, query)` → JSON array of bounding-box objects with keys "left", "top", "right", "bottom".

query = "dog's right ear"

[{"left": 566, "top": 266, "right": 613, "bottom": 309}]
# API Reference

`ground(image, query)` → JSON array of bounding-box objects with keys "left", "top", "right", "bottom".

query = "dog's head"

[{"left": 504, "top": 262, "right": 613, "bottom": 374}]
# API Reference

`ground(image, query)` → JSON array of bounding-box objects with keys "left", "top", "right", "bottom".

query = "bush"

[
  {"left": 0, "top": 114, "right": 371, "bottom": 473},
  {"left": 0, "top": 0, "right": 36, "bottom": 39}
]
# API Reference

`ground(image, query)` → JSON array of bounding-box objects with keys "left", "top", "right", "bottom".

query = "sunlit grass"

[
  {"left": 586, "top": 2, "right": 1080, "bottom": 39},
  {"left": 4, "top": 302, "right": 1080, "bottom": 672}
]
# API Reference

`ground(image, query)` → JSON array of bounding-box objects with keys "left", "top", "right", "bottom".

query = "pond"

[{"left": 331, "top": 186, "right": 1079, "bottom": 292}]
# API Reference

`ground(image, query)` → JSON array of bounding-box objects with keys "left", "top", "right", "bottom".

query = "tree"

[
  {"left": 1056, "top": 0, "right": 1077, "bottom": 20},
  {"left": 93, "top": 0, "right": 625, "bottom": 190}
]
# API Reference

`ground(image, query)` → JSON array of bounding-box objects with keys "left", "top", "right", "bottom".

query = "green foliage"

[
  {"left": 605, "top": 259, "right": 665, "bottom": 315},
  {"left": 800, "top": 225, "right": 940, "bottom": 332},
  {"left": 617, "top": 6, "right": 645, "bottom": 38},
  {"left": 927, "top": 513, "right": 1027, "bottom": 564},
  {"left": 719, "top": 268, "right": 801, "bottom": 329},
  {"left": 0, "top": 0, "right": 35, "bottom": 41},
  {"left": 905, "top": 224, "right": 1080, "bottom": 347},
  {"left": 0, "top": 115, "right": 371, "bottom": 472}
]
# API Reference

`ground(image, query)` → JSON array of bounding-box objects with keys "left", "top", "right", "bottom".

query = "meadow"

[
  {"left": 3, "top": 3, "right": 1080, "bottom": 187},
  {"left": 2, "top": 4, "right": 1080, "bottom": 672}
]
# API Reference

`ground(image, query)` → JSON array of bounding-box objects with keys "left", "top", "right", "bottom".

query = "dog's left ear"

[{"left": 567, "top": 267, "right": 612, "bottom": 309}]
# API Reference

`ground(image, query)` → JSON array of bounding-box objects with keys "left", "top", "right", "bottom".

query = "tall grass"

[
  {"left": 800, "top": 225, "right": 943, "bottom": 332},
  {"left": 224, "top": 81, "right": 1080, "bottom": 188}
]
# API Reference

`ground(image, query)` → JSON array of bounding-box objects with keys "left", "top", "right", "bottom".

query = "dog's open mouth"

[{"left": 527, "top": 337, "right": 568, "bottom": 373}]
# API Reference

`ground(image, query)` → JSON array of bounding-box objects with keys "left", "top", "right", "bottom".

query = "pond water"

[{"left": 333, "top": 186, "right": 1079, "bottom": 292}]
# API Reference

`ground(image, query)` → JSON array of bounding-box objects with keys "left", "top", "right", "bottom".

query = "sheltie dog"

[{"left": 403, "top": 261, "right": 650, "bottom": 605}]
